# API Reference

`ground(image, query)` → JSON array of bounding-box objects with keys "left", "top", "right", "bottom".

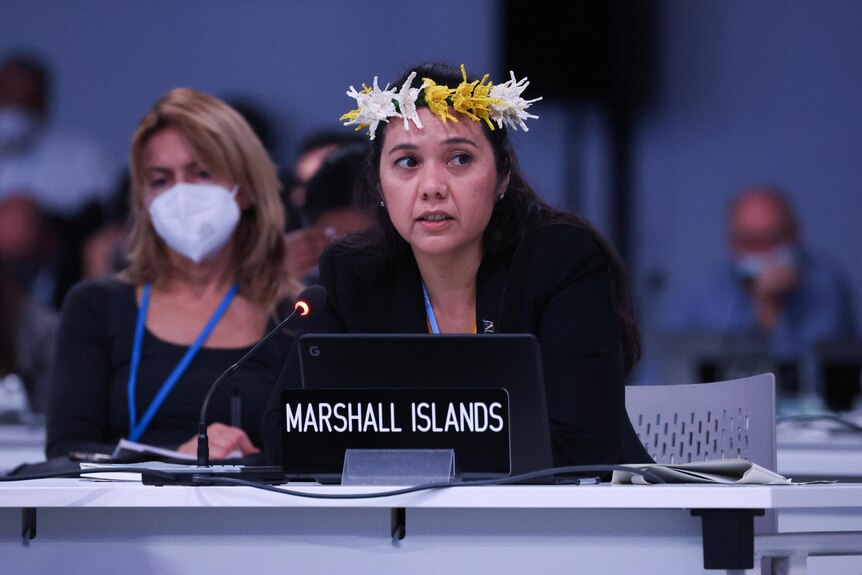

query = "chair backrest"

[{"left": 625, "top": 373, "right": 776, "bottom": 471}]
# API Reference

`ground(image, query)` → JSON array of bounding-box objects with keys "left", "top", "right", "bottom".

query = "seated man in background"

[{"left": 659, "top": 185, "right": 857, "bottom": 396}]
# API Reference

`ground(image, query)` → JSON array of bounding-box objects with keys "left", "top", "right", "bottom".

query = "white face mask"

[
  {"left": 148, "top": 182, "right": 241, "bottom": 264},
  {"left": 0, "top": 107, "right": 40, "bottom": 150},
  {"left": 734, "top": 244, "right": 798, "bottom": 281}
]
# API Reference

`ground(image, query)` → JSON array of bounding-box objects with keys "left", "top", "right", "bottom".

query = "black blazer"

[{"left": 263, "top": 223, "right": 650, "bottom": 466}]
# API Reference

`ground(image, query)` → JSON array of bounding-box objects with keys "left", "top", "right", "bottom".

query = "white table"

[{"left": 2, "top": 480, "right": 862, "bottom": 575}]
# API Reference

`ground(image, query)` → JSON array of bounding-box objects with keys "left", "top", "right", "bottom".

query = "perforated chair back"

[{"left": 625, "top": 373, "right": 776, "bottom": 471}]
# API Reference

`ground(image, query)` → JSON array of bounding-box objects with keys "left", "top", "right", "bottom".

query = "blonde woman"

[{"left": 47, "top": 88, "right": 291, "bottom": 461}]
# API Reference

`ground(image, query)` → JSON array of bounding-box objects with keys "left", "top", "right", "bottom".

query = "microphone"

[{"left": 195, "top": 284, "right": 327, "bottom": 467}]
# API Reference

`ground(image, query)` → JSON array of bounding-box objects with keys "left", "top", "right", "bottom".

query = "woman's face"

[
  {"left": 140, "top": 127, "right": 230, "bottom": 203},
  {"left": 378, "top": 107, "right": 507, "bottom": 263},
  {"left": 139, "top": 126, "right": 243, "bottom": 265}
]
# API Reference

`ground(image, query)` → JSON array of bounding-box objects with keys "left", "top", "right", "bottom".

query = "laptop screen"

[{"left": 285, "top": 333, "right": 554, "bottom": 481}]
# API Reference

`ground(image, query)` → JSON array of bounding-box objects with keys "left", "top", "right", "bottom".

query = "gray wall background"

[{"left": 3, "top": 1, "right": 860, "bottom": 346}]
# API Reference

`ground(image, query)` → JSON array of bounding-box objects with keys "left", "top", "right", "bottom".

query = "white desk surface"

[
  {"left": 3, "top": 480, "right": 862, "bottom": 511},
  {"left": 4, "top": 480, "right": 862, "bottom": 575}
]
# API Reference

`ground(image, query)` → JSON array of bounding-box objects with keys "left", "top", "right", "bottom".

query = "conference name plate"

[{"left": 280, "top": 388, "right": 511, "bottom": 478}]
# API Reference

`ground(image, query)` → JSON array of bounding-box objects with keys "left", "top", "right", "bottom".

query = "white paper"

[
  {"left": 111, "top": 438, "right": 241, "bottom": 461},
  {"left": 611, "top": 459, "right": 792, "bottom": 485}
]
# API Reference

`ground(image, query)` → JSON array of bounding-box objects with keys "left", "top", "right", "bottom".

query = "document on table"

[
  {"left": 78, "top": 461, "right": 180, "bottom": 482},
  {"left": 111, "top": 438, "right": 241, "bottom": 462},
  {"left": 611, "top": 459, "right": 792, "bottom": 485}
]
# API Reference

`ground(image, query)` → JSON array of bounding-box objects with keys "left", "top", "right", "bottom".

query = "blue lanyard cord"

[
  {"left": 421, "top": 282, "right": 440, "bottom": 334},
  {"left": 127, "top": 284, "right": 151, "bottom": 436},
  {"left": 127, "top": 282, "right": 239, "bottom": 442}
]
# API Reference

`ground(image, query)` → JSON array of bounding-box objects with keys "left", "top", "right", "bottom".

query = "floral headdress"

[{"left": 339, "top": 64, "right": 542, "bottom": 140}]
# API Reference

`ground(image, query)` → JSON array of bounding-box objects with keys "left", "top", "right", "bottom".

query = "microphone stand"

[
  {"left": 195, "top": 309, "right": 298, "bottom": 467},
  {"left": 196, "top": 285, "right": 326, "bottom": 467}
]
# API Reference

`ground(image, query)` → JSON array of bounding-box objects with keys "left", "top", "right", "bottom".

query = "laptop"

[{"left": 286, "top": 333, "right": 554, "bottom": 482}]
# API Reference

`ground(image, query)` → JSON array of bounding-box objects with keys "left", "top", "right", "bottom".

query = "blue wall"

[{"left": 0, "top": 0, "right": 500, "bottom": 169}]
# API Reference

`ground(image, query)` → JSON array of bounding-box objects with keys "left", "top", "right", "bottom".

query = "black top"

[
  {"left": 46, "top": 278, "right": 292, "bottom": 458},
  {"left": 262, "top": 223, "right": 650, "bottom": 467}
]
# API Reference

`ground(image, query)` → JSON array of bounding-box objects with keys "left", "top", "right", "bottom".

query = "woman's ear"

[
  {"left": 234, "top": 185, "right": 253, "bottom": 210},
  {"left": 496, "top": 172, "right": 510, "bottom": 200},
  {"left": 377, "top": 182, "right": 387, "bottom": 209},
  {"left": 496, "top": 152, "right": 511, "bottom": 198}
]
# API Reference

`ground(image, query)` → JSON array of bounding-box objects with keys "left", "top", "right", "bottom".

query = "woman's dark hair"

[
  {"left": 347, "top": 62, "right": 640, "bottom": 374},
  {"left": 0, "top": 259, "right": 20, "bottom": 377}
]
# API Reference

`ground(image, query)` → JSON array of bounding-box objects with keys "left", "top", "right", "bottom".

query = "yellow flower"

[
  {"left": 338, "top": 108, "right": 367, "bottom": 132},
  {"left": 451, "top": 65, "right": 500, "bottom": 129},
  {"left": 422, "top": 78, "right": 457, "bottom": 123}
]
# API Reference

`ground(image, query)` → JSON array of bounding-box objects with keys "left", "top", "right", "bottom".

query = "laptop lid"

[{"left": 287, "top": 333, "right": 554, "bottom": 481}]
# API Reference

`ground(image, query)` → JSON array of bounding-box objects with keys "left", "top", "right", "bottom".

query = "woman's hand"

[{"left": 177, "top": 423, "right": 260, "bottom": 459}]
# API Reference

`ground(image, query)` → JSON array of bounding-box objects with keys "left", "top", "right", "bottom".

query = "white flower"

[
  {"left": 343, "top": 77, "right": 398, "bottom": 139},
  {"left": 394, "top": 71, "right": 428, "bottom": 131},
  {"left": 488, "top": 71, "right": 542, "bottom": 131}
]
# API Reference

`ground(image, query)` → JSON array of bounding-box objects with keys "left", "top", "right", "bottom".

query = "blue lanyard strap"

[
  {"left": 421, "top": 282, "right": 440, "bottom": 334},
  {"left": 127, "top": 282, "right": 239, "bottom": 441}
]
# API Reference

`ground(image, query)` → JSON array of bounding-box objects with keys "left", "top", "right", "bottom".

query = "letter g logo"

[{"left": 309, "top": 345, "right": 321, "bottom": 357}]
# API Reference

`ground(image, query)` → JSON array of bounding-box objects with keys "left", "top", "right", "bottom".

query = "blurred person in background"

[
  {"left": 0, "top": 194, "right": 60, "bottom": 305},
  {"left": 0, "top": 256, "right": 58, "bottom": 417},
  {"left": 0, "top": 196, "right": 59, "bottom": 415},
  {"left": 659, "top": 185, "right": 857, "bottom": 394},
  {"left": 80, "top": 172, "right": 131, "bottom": 280},
  {"left": 0, "top": 53, "right": 118, "bottom": 308},
  {"left": 285, "top": 129, "right": 366, "bottom": 225},
  {"left": 284, "top": 142, "right": 372, "bottom": 283}
]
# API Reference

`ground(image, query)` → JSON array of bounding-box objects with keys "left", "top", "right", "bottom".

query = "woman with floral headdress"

[{"left": 262, "top": 62, "right": 649, "bottom": 468}]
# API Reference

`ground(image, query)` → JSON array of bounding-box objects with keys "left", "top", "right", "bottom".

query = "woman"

[
  {"left": 262, "top": 63, "right": 649, "bottom": 467},
  {"left": 47, "top": 88, "right": 292, "bottom": 460}
]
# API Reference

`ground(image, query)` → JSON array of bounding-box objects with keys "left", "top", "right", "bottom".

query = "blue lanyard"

[
  {"left": 421, "top": 282, "right": 441, "bottom": 334},
  {"left": 127, "top": 282, "right": 239, "bottom": 441}
]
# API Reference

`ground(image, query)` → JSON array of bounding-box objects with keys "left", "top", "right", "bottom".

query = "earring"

[
  {"left": 497, "top": 193, "right": 505, "bottom": 201},
  {"left": 379, "top": 200, "right": 385, "bottom": 208}
]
